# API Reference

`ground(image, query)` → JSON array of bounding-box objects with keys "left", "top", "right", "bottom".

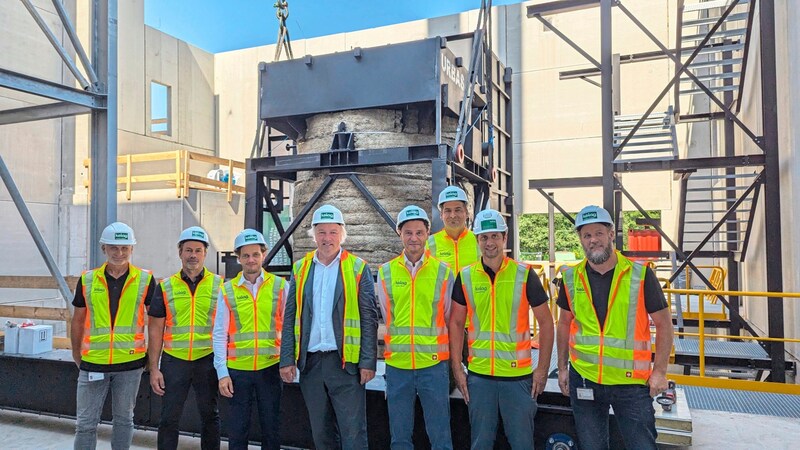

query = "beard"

[{"left": 586, "top": 243, "right": 613, "bottom": 265}]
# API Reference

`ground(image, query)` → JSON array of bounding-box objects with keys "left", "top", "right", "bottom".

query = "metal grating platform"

[
  {"left": 674, "top": 339, "right": 769, "bottom": 360},
  {"left": 684, "top": 385, "right": 800, "bottom": 418}
]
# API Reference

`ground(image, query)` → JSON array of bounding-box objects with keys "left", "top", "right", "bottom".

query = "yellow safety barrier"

[
  {"left": 663, "top": 287, "right": 800, "bottom": 394},
  {"left": 84, "top": 150, "right": 245, "bottom": 202}
]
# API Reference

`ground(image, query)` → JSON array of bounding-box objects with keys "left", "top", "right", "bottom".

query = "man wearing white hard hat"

[
  {"left": 70, "top": 221, "right": 157, "bottom": 449},
  {"left": 212, "top": 229, "right": 288, "bottom": 450},
  {"left": 555, "top": 205, "right": 672, "bottom": 450},
  {"left": 147, "top": 226, "right": 223, "bottom": 450},
  {"left": 448, "top": 209, "right": 554, "bottom": 449},
  {"left": 377, "top": 205, "right": 455, "bottom": 449},
  {"left": 280, "top": 204, "right": 378, "bottom": 450},
  {"left": 426, "top": 185, "right": 480, "bottom": 274}
]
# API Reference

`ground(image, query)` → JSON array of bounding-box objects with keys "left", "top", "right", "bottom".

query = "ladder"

[{"left": 614, "top": 108, "right": 679, "bottom": 162}]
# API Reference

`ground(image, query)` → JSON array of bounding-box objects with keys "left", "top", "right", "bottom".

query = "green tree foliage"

[{"left": 517, "top": 210, "right": 661, "bottom": 260}]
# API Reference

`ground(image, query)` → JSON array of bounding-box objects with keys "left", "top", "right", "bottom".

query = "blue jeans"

[
  {"left": 384, "top": 362, "right": 452, "bottom": 450},
  {"left": 74, "top": 367, "right": 143, "bottom": 450},
  {"left": 467, "top": 374, "right": 536, "bottom": 450},
  {"left": 227, "top": 365, "right": 282, "bottom": 450},
  {"left": 569, "top": 367, "right": 657, "bottom": 450}
]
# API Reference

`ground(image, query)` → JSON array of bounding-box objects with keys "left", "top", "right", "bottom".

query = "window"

[{"left": 150, "top": 81, "right": 171, "bottom": 135}]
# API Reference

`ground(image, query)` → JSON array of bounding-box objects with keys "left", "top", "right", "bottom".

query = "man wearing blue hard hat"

[
  {"left": 212, "top": 229, "right": 289, "bottom": 449},
  {"left": 280, "top": 204, "right": 378, "bottom": 450},
  {"left": 556, "top": 205, "right": 673, "bottom": 450},
  {"left": 148, "top": 226, "right": 223, "bottom": 450},
  {"left": 449, "top": 209, "right": 553, "bottom": 449},
  {"left": 377, "top": 205, "right": 455, "bottom": 449}
]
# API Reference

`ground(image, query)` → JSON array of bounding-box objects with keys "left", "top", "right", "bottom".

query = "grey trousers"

[
  {"left": 299, "top": 351, "right": 369, "bottom": 450},
  {"left": 74, "top": 367, "right": 143, "bottom": 450}
]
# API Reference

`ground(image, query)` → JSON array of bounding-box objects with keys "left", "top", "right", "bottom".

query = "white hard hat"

[
  {"left": 438, "top": 185, "right": 468, "bottom": 206},
  {"left": 574, "top": 205, "right": 614, "bottom": 230},
  {"left": 396, "top": 205, "right": 430, "bottom": 229},
  {"left": 472, "top": 209, "right": 508, "bottom": 235},
  {"left": 234, "top": 229, "right": 267, "bottom": 251},
  {"left": 178, "top": 226, "right": 209, "bottom": 245},
  {"left": 100, "top": 222, "right": 136, "bottom": 245},
  {"left": 312, "top": 204, "right": 345, "bottom": 225}
]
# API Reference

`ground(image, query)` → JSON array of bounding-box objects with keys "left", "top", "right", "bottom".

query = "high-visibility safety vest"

[
  {"left": 378, "top": 255, "right": 451, "bottom": 370},
  {"left": 426, "top": 229, "right": 480, "bottom": 274},
  {"left": 81, "top": 264, "right": 152, "bottom": 365},
  {"left": 562, "top": 253, "right": 651, "bottom": 385},
  {"left": 160, "top": 269, "right": 222, "bottom": 361},
  {"left": 221, "top": 270, "right": 286, "bottom": 371},
  {"left": 461, "top": 258, "right": 532, "bottom": 377},
  {"left": 292, "top": 250, "right": 366, "bottom": 367}
]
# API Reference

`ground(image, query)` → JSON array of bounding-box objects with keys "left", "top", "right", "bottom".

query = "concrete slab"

[{"left": 662, "top": 409, "right": 800, "bottom": 450}]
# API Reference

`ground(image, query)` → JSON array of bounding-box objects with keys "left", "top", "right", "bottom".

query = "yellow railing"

[
  {"left": 83, "top": 150, "right": 246, "bottom": 202},
  {"left": 663, "top": 287, "right": 800, "bottom": 395}
]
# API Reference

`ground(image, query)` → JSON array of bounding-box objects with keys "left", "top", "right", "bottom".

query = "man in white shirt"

[{"left": 280, "top": 205, "right": 378, "bottom": 450}]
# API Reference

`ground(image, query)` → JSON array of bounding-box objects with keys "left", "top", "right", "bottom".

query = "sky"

[{"left": 144, "top": 1, "right": 525, "bottom": 53}]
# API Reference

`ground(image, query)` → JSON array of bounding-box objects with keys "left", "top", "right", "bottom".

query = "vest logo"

[
  {"left": 174, "top": 289, "right": 189, "bottom": 296},
  {"left": 244, "top": 234, "right": 258, "bottom": 242},
  {"left": 626, "top": 371, "right": 632, "bottom": 378},
  {"left": 236, "top": 294, "right": 249, "bottom": 300},
  {"left": 474, "top": 285, "right": 488, "bottom": 293},
  {"left": 191, "top": 230, "right": 205, "bottom": 239},
  {"left": 114, "top": 232, "right": 129, "bottom": 240},
  {"left": 511, "top": 361, "right": 517, "bottom": 368},
  {"left": 575, "top": 284, "right": 585, "bottom": 293},
  {"left": 432, "top": 355, "right": 438, "bottom": 361},
  {"left": 394, "top": 280, "right": 409, "bottom": 287},
  {"left": 582, "top": 211, "right": 598, "bottom": 221},
  {"left": 320, "top": 212, "right": 335, "bottom": 220},
  {"left": 92, "top": 287, "right": 105, "bottom": 293},
  {"left": 439, "top": 251, "right": 452, "bottom": 257}
]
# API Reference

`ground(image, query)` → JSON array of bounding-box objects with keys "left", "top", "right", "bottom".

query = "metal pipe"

[
  {"left": 19, "top": 0, "right": 91, "bottom": 89},
  {"left": 50, "top": 0, "right": 99, "bottom": 86},
  {"left": 0, "top": 152, "right": 74, "bottom": 308}
]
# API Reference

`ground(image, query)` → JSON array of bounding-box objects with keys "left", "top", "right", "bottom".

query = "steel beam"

[
  {"left": 0, "top": 151, "right": 73, "bottom": 308},
  {"left": 759, "top": 0, "right": 786, "bottom": 382},
  {"left": 600, "top": 0, "right": 614, "bottom": 215},
  {"left": 51, "top": 0, "right": 99, "bottom": 86},
  {"left": 527, "top": 0, "right": 600, "bottom": 16},
  {"left": 0, "top": 68, "right": 105, "bottom": 108},
  {"left": 536, "top": 189, "right": 575, "bottom": 225},
  {"left": 532, "top": 14, "right": 600, "bottom": 69},
  {"left": 0, "top": 102, "right": 90, "bottom": 125},
  {"left": 614, "top": 154, "right": 765, "bottom": 173},
  {"left": 89, "top": 0, "right": 118, "bottom": 267}
]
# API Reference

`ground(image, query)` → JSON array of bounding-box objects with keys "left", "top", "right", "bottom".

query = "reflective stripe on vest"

[
  {"left": 378, "top": 255, "right": 450, "bottom": 369},
  {"left": 293, "top": 250, "right": 366, "bottom": 368},
  {"left": 425, "top": 229, "right": 480, "bottom": 273},
  {"left": 161, "top": 269, "right": 222, "bottom": 361},
  {"left": 81, "top": 264, "right": 151, "bottom": 365},
  {"left": 462, "top": 258, "right": 532, "bottom": 377},
  {"left": 563, "top": 252, "right": 651, "bottom": 385},
  {"left": 222, "top": 270, "right": 285, "bottom": 371}
]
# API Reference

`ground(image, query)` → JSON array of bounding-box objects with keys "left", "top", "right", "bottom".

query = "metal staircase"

[
  {"left": 679, "top": 170, "right": 760, "bottom": 258},
  {"left": 676, "top": 0, "right": 753, "bottom": 115},
  {"left": 613, "top": 108, "right": 678, "bottom": 162}
]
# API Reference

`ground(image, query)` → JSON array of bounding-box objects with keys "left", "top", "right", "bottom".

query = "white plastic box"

[
  {"left": 18, "top": 325, "right": 53, "bottom": 355},
  {"left": 4, "top": 324, "right": 20, "bottom": 353}
]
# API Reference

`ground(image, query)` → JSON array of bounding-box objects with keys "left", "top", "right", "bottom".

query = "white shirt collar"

[
  {"left": 237, "top": 269, "right": 265, "bottom": 287},
  {"left": 403, "top": 252, "right": 425, "bottom": 269}
]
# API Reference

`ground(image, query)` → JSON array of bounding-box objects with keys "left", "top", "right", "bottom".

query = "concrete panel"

[
  {"left": 0, "top": 120, "right": 61, "bottom": 204},
  {"left": 145, "top": 27, "right": 180, "bottom": 143},
  {"left": 0, "top": 201, "right": 61, "bottom": 275},
  {"left": 214, "top": 48, "right": 260, "bottom": 161},
  {"left": 176, "top": 42, "right": 215, "bottom": 150},
  {"left": 118, "top": 0, "right": 146, "bottom": 135},
  {"left": 0, "top": 1, "right": 67, "bottom": 84}
]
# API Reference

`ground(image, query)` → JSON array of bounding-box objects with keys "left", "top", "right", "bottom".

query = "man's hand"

[
  {"left": 531, "top": 366, "right": 547, "bottom": 398},
  {"left": 219, "top": 376, "right": 234, "bottom": 398},
  {"left": 360, "top": 369, "right": 375, "bottom": 385},
  {"left": 150, "top": 368, "right": 165, "bottom": 396},
  {"left": 280, "top": 365, "right": 297, "bottom": 383},
  {"left": 72, "top": 349, "right": 82, "bottom": 369},
  {"left": 558, "top": 367, "right": 569, "bottom": 397},
  {"left": 647, "top": 371, "right": 668, "bottom": 397},
  {"left": 452, "top": 364, "right": 469, "bottom": 404}
]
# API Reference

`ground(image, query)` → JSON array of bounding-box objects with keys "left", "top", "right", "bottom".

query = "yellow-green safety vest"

[
  {"left": 426, "top": 228, "right": 480, "bottom": 274},
  {"left": 292, "top": 250, "right": 366, "bottom": 367},
  {"left": 160, "top": 269, "right": 222, "bottom": 361},
  {"left": 378, "top": 254, "right": 451, "bottom": 369},
  {"left": 81, "top": 264, "right": 152, "bottom": 365},
  {"left": 562, "top": 253, "right": 652, "bottom": 385},
  {"left": 461, "top": 258, "right": 532, "bottom": 377},
  {"left": 222, "top": 270, "right": 286, "bottom": 371}
]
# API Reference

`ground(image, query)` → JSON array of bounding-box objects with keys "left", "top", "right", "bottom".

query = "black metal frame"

[{"left": 526, "top": 0, "right": 787, "bottom": 381}]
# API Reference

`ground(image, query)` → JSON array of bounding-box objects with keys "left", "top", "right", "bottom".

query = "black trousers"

[
  {"left": 157, "top": 352, "right": 220, "bottom": 450},
  {"left": 227, "top": 364, "right": 283, "bottom": 450}
]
